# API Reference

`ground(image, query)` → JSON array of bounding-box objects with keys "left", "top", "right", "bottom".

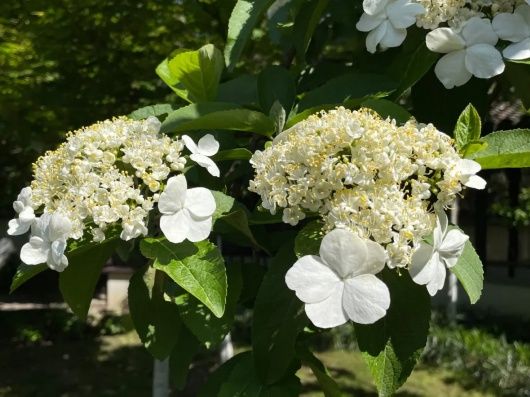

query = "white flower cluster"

[
  {"left": 250, "top": 107, "right": 485, "bottom": 326},
  {"left": 250, "top": 106, "right": 483, "bottom": 267},
  {"left": 8, "top": 116, "right": 220, "bottom": 271},
  {"left": 356, "top": 0, "right": 530, "bottom": 88}
]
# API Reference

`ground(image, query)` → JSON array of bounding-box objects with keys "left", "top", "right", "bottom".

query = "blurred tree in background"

[{"left": 0, "top": 0, "right": 241, "bottom": 216}]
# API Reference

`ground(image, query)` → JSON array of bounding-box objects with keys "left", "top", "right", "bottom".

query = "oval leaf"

[
  {"left": 258, "top": 65, "right": 296, "bottom": 113},
  {"left": 128, "top": 266, "right": 182, "bottom": 359},
  {"left": 140, "top": 238, "right": 227, "bottom": 318},
  {"left": 59, "top": 237, "right": 118, "bottom": 320},
  {"left": 470, "top": 129, "right": 530, "bottom": 169},
  {"left": 128, "top": 104, "right": 173, "bottom": 121},
  {"left": 355, "top": 269, "right": 431, "bottom": 397},
  {"left": 298, "top": 73, "right": 397, "bottom": 111},
  {"left": 10, "top": 263, "right": 48, "bottom": 294},
  {"left": 157, "top": 44, "right": 224, "bottom": 103},
  {"left": 161, "top": 104, "right": 274, "bottom": 136},
  {"left": 252, "top": 243, "right": 307, "bottom": 384},
  {"left": 453, "top": 103, "right": 482, "bottom": 151},
  {"left": 224, "top": 0, "right": 276, "bottom": 71},
  {"left": 450, "top": 239, "right": 484, "bottom": 304}
]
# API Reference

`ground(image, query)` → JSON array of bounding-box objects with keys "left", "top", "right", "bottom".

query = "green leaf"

[
  {"left": 293, "top": 0, "right": 329, "bottom": 62},
  {"left": 470, "top": 129, "right": 530, "bottom": 169},
  {"left": 285, "top": 104, "right": 338, "bottom": 129},
  {"left": 211, "top": 191, "right": 265, "bottom": 251},
  {"left": 217, "top": 74, "right": 259, "bottom": 106},
  {"left": 212, "top": 148, "right": 252, "bottom": 162},
  {"left": 296, "top": 346, "right": 342, "bottom": 397},
  {"left": 453, "top": 104, "right": 482, "bottom": 151},
  {"left": 462, "top": 140, "right": 488, "bottom": 158},
  {"left": 294, "top": 220, "right": 323, "bottom": 258},
  {"left": 224, "top": 0, "right": 276, "bottom": 71},
  {"left": 128, "top": 104, "right": 173, "bottom": 120},
  {"left": 128, "top": 266, "right": 181, "bottom": 359},
  {"left": 216, "top": 209, "right": 265, "bottom": 251},
  {"left": 172, "top": 263, "right": 243, "bottom": 348},
  {"left": 450, "top": 239, "right": 484, "bottom": 304},
  {"left": 252, "top": 243, "right": 307, "bottom": 384},
  {"left": 258, "top": 66, "right": 296, "bottom": 113},
  {"left": 355, "top": 269, "right": 431, "bottom": 397},
  {"left": 161, "top": 103, "right": 274, "bottom": 136},
  {"left": 249, "top": 210, "right": 284, "bottom": 225},
  {"left": 160, "top": 102, "right": 238, "bottom": 133},
  {"left": 169, "top": 325, "right": 201, "bottom": 389},
  {"left": 10, "top": 264, "right": 48, "bottom": 294},
  {"left": 59, "top": 237, "right": 118, "bottom": 320},
  {"left": 218, "top": 352, "right": 301, "bottom": 396},
  {"left": 298, "top": 73, "right": 397, "bottom": 110},
  {"left": 387, "top": 28, "right": 439, "bottom": 98},
  {"left": 212, "top": 190, "right": 236, "bottom": 222},
  {"left": 361, "top": 98, "right": 412, "bottom": 124},
  {"left": 140, "top": 238, "right": 227, "bottom": 318},
  {"left": 156, "top": 44, "right": 224, "bottom": 103}
]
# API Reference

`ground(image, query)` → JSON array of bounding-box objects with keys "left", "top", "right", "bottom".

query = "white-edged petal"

[
  {"left": 185, "top": 187, "right": 216, "bottom": 218},
  {"left": 160, "top": 210, "right": 191, "bottom": 243},
  {"left": 462, "top": 17, "right": 498, "bottom": 47},
  {"left": 18, "top": 187, "right": 32, "bottom": 204},
  {"left": 409, "top": 243, "right": 437, "bottom": 285},
  {"left": 285, "top": 255, "right": 341, "bottom": 303},
  {"left": 185, "top": 214, "right": 212, "bottom": 242},
  {"left": 182, "top": 135, "right": 199, "bottom": 154},
  {"left": 359, "top": 239, "right": 387, "bottom": 276},
  {"left": 386, "top": 0, "right": 425, "bottom": 29},
  {"left": 426, "top": 260, "right": 446, "bottom": 296},
  {"left": 342, "top": 274, "right": 390, "bottom": 324},
  {"left": 464, "top": 174, "right": 487, "bottom": 189},
  {"left": 47, "top": 213, "right": 72, "bottom": 242},
  {"left": 7, "top": 218, "right": 32, "bottom": 236},
  {"left": 442, "top": 255, "right": 459, "bottom": 269},
  {"left": 13, "top": 201, "right": 25, "bottom": 214},
  {"left": 366, "top": 21, "right": 388, "bottom": 53},
  {"left": 492, "top": 12, "right": 529, "bottom": 42},
  {"left": 465, "top": 44, "right": 505, "bottom": 79},
  {"left": 458, "top": 158, "right": 481, "bottom": 175},
  {"left": 18, "top": 207, "right": 35, "bottom": 223},
  {"left": 197, "top": 134, "right": 219, "bottom": 156},
  {"left": 434, "top": 50, "right": 472, "bottom": 89},
  {"left": 380, "top": 24, "right": 407, "bottom": 49},
  {"left": 319, "top": 229, "right": 367, "bottom": 278},
  {"left": 434, "top": 211, "right": 448, "bottom": 248},
  {"left": 363, "top": 0, "right": 388, "bottom": 15},
  {"left": 503, "top": 38, "right": 530, "bottom": 61},
  {"left": 426, "top": 28, "right": 465, "bottom": 53},
  {"left": 190, "top": 153, "right": 220, "bottom": 177},
  {"left": 439, "top": 229, "right": 468, "bottom": 257},
  {"left": 20, "top": 237, "right": 49, "bottom": 265},
  {"left": 304, "top": 284, "right": 348, "bottom": 328},
  {"left": 158, "top": 175, "right": 187, "bottom": 214},
  {"left": 49, "top": 240, "right": 68, "bottom": 271},
  {"left": 356, "top": 12, "right": 386, "bottom": 32}
]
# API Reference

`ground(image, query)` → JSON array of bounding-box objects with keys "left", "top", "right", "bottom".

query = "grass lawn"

[
  {"left": 0, "top": 329, "right": 493, "bottom": 397},
  {"left": 299, "top": 350, "right": 493, "bottom": 397}
]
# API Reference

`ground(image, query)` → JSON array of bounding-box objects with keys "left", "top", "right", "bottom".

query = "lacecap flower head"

[
  {"left": 250, "top": 106, "right": 486, "bottom": 327},
  {"left": 8, "top": 116, "right": 220, "bottom": 272}
]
